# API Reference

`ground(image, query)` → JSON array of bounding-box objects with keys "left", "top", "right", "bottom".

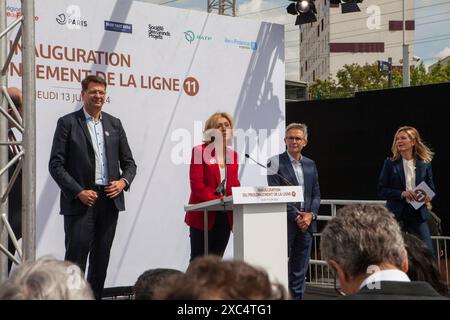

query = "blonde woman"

[
  {"left": 185, "top": 112, "right": 240, "bottom": 262},
  {"left": 378, "top": 126, "right": 435, "bottom": 253}
]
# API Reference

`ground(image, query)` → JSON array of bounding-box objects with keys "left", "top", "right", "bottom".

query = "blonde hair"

[
  {"left": 203, "top": 112, "right": 234, "bottom": 144},
  {"left": 0, "top": 257, "right": 94, "bottom": 300},
  {"left": 391, "top": 126, "right": 434, "bottom": 162}
]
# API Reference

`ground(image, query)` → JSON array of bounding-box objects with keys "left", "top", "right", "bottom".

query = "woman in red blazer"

[{"left": 185, "top": 112, "right": 240, "bottom": 261}]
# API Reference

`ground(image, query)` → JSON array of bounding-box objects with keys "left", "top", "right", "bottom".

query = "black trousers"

[
  {"left": 399, "top": 207, "right": 435, "bottom": 257},
  {"left": 189, "top": 212, "right": 231, "bottom": 262},
  {"left": 64, "top": 189, "right": 118, "bottom": 300}
]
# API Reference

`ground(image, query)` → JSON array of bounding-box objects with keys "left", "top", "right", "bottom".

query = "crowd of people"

[
  {"left": 1, "top": 75, "right": 447, "bottom": 300},
  {"left": 0, "top": 203, "right": 447, "bottom": 300}
]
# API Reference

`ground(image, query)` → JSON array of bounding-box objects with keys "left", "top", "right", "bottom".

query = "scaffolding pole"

[
  {"left": 207, "top": 0, "right": 236, "bottom": 16},
  {"left": 21, "top": 0, "right": 36, "bottom": 263},
  {"left": 0, "top": 0, "right": 8, "bottom": 282},
  {"left": 0, "top": 0, "right": 36, "bottom": 281}
]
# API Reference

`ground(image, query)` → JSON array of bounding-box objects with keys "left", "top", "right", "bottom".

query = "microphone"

[
  {"left": 245, "top": 153, "right": 293, "bottom": 187},
  {"left": 214, "top": 178, "right": 226, "bottom": 196}
]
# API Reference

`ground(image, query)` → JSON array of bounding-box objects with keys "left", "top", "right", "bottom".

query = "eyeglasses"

[
  {"left": 334, "top": 283, "right": 346, "bottom": 297},
  {"left": 286, "top": 137, "right": 304, "bottom": 142},
  {"left": 330, "top": 266, "right": 346, "bottom": 297}
]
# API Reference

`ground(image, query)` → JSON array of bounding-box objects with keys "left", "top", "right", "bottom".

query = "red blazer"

[{"left": 185, "top": 143, "right": 240, "bottom": 230}]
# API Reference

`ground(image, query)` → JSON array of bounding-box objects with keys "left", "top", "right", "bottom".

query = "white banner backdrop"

[{"left": 7, "top": 0, "right": 285, "bottom": 287}]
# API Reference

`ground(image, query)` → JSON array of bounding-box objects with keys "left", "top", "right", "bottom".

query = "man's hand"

[
  {"left": 105, "top": 179, "right": 126, "bottom": 199},
  {"left": 78, "top": 190, "right": 98, "bottom": 207},
  {"left": 296, "top": 211, "right": 314, "bottom": 233}
]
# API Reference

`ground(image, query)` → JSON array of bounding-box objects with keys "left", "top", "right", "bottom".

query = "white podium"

[{"left": 184, "top": 186, "right": 303, "bottom": 290}]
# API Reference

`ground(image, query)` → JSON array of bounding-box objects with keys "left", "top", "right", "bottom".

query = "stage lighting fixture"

[
  {"left": 286, "top": 0, "right": 317, "bottom": 26},
  {"left": 330, "top": 0, "right": 362, "bottom": 14}
]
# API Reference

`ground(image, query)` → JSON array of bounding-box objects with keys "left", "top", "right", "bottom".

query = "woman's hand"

[{"left": 401, "top": 190, "right": 417, "bottom": 201}]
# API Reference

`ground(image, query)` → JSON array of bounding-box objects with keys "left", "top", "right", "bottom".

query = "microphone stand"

[
  {"left": 213, "top": 134, "right": 227, "bottom": 197},
  {"left": 223, "top": 134, "right": 227, "bottom": 197},
  {"left": 245, "top": 153, "right": 293, "bottom": 187}
]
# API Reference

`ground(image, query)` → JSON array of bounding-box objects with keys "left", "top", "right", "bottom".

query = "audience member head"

[
  {"left": 134, "top": 268, "right": 182, "bottom": 300},
  {"left": 403, "top": 233, "right": 448, "bottom": 296},
  {"left": 320, "top": 204, "right": 408, "bottom": 295},
  {"left": 0, "top": 257, "right": 94, "bottom": 300},
  {"left": 154, "top": 255, "right": 287, "bottom": 300}
]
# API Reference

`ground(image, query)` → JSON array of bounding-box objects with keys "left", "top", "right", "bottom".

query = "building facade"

[{"left": 299, "top": 0, "right": 415, "bottom": 84}]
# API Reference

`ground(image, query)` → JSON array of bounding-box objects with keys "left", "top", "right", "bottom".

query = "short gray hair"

[
  {"left": 285, "top": 123, "right": 308, "bottom": 139},
  {"left": 0, "top": 257, "right": 94, "bottom": 300},
  {"left": 320, "top": 204, "right": 406, "bottom": 277}
]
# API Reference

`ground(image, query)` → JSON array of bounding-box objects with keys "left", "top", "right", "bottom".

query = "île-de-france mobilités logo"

[{"left": 184, "top": 30, "right": 212, "bottom": 44}]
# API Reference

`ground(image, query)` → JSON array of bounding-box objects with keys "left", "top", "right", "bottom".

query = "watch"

[{"left": 312, "top": 213, "right": 317, "bottom": 221}]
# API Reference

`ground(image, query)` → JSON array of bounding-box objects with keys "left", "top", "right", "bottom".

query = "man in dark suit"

[
  {"left": 267, "top": 123, "right": 320, "bottom": 300},
  {"left": 49, "top": 75, "right": 137, "bottom": 299},
  {"left": 320, "top": 204, "right": 446, "bottom": 300}
]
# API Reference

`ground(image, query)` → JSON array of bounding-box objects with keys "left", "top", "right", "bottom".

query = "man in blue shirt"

[
  {"left": 267, "top": 123, "right": 320, "bottom": 299},
  {"left": 49, "top": 75, "right": 137, "bottom": 299}
]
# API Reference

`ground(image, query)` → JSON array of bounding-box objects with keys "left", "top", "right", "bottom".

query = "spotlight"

[
  {"left": 286, "top": 0, "right": 317, "bottom": 26},
  {"left": 330, "top": 0, "right": 363, "bottom": 14}
]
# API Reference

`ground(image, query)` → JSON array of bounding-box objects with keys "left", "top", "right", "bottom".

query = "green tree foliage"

[{"left": 309, "top": 61, "right": 450, "bottom": 100}]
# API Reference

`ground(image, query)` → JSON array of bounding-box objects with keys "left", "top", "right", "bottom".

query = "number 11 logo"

[{"left": 183, "top": 77, "right": 200, "bottom": 96}]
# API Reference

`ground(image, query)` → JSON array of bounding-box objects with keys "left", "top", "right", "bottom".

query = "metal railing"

[{"left": 307, "top": 200, "right": 450, "bottom": 292}]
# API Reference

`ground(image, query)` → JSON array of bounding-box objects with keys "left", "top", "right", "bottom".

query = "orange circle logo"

[{"left": 183, "top": 77, "right": 199, "bottom": 96}]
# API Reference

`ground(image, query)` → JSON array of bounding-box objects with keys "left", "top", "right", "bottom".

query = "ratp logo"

[
  {"left": 184, "top": 30, "right": 195, "bottom": 44},
  {"left": 184, "top": 30, "right": 212, "bottom": 44}
]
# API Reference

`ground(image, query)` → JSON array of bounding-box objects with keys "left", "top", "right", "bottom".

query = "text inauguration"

[{"left": 12, "top": 42, "right": 131, "bottom": 68}]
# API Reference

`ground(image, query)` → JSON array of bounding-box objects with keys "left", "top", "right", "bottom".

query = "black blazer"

[
  {"left": 377, "top": 158, "right": 435, "bottom": 221},
  {"left": 8, "top": 147, "right": 22, "bottom": 237},
  {"left": 341, "top": 281, "right": 446, "bottom": 300},
  {"left": 49, "top": 108, "right": 137, "bottom": 215}
]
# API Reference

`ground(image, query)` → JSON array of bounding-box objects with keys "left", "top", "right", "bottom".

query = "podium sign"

[{"left": 232, "top": 186, "right": 303, "bottom": 204}]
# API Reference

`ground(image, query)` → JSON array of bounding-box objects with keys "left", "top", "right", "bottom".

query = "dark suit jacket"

[
  {"left": 49, "top": 108, "right": 137, "bottom": 215},
  {"left": 185, "top": 144, "right": 240, "bottom": 230},
  {"left": 341, "top": 281, "right": 446, "bottom": 300},
  {"left": 267, "top": 151, "right": 320, "bottom": 233},
  {"left": 8, "top": 146, "right": 22, "bottom": 239},
  {"left": 377, "top": 158, "right": 435, "bottom": 221}
]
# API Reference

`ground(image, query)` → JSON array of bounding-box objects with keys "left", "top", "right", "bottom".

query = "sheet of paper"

[{"left": 407, "top": 181, "right": 435, "bottom": 210}]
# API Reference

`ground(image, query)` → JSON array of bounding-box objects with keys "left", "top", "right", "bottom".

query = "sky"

[{"left": 137, "top": 0, "right": 450, "bottom": 80}]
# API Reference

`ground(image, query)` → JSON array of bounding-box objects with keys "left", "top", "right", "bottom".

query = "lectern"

[{"left": 184, "top": 186, "right": 303, "bottom": 289}]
